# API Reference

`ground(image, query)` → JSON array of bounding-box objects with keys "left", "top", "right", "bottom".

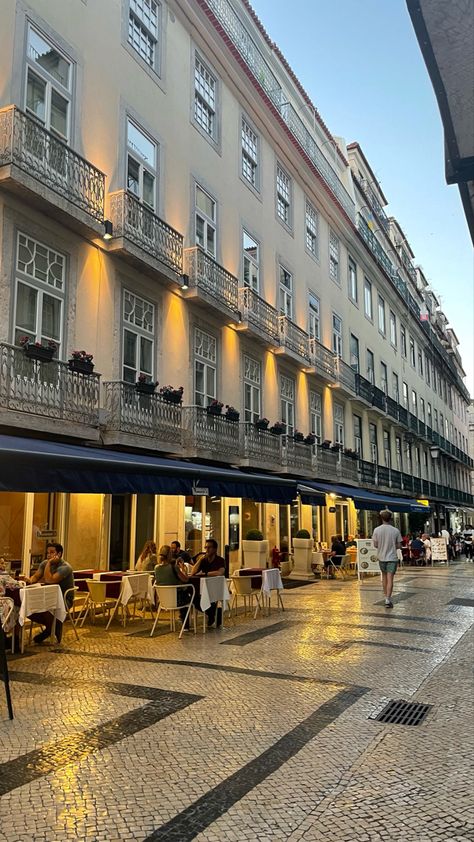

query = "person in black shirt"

[{"left": 325, "top": 535, "right": 346, "bottom": 577}]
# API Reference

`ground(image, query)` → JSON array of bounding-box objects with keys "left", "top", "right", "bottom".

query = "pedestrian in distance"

[{"left": 372, "top": 510, "right": 402, "bottom": 608}]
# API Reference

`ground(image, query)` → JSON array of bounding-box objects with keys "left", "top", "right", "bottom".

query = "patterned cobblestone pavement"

[{"left": 1, "top": 563, "right": 473, "bottom": 841}]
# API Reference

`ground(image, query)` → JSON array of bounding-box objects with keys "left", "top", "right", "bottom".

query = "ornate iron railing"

[
  {"left": 355, "top": 373, "right": 374, "bottom": 403},
  {"left": 336, "top": 358, "right": 356, "bottom": 393},
  {"left": 372, "top": 386, "right": 387, "bottom": 412},
  {"left": 281, "top": 437, "right": 314, "bottom": 473},
  {"left": 316, "top": 447, "right": 339, "bottom": 478},
  {"left": 308, "top": 337, "right": 337, "bottom": 379},
  {"left": 278, "top": 316, "right": 311, "bottom": 362},
  {"left": 398, "top": 405, "right": 408, "bottom": 427},
  {"left": 238, "top": 287, "right": 280, "bottom": 343},
  {"left": 0, "top": 105, "right": 105, "bottom": 221},
  {"left": 386, "top": 395, "right": 399, "bottom": 420},
  {"left": 377, "top": 465, "right": 391, "bottom": 486},
  {"left": 109, "top": 190, "right": 183, "bottom": 274},
  {"left": 359, "top": 459, "right": 377, "bottom": 484},
  {"left": 241, "top": 423, "right": 282, "bottom": 465},
  {"left": 390, "top": 469, "right": 402, "bottom": 490},
  {"left": 402, "top": 473, "right": 414, "bottom": 493},
  {"left": 0, "top": 343, "right": 100, "bottom": 426},
  {"left": 103, "top": 381, "right": 182, "bottom": 444},
  {"left": 408, "top": 412, "right": 419, "bottom": 434},
  {"left": 184, "top": 247, "right": 239, "bottom": 315},
  {"left": 339, "top": 454, "right": 358, "bottom": 483},
  {"left": 182, "top": 406, "right": 241, "bottom": 457}
]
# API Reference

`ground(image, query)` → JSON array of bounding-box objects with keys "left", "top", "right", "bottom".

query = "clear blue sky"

[{"left": 251, "top": 0, "right": 474, "bottom": 394}]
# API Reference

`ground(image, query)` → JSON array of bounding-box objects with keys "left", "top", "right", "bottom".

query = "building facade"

[{"left": 0, "top": 0, "right": 472, "bottom": 572}]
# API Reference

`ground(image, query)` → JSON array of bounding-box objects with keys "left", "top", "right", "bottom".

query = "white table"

[
  {"left": 198, "top": 575, "right": 230, "bottom": 632},
  {"left": 19, "top": 584, "right": 66, "bottom": 652},
  {"left": 255, "top": 569, "right": 284, "bottom": 617},
  {"left": 106, "top": 573, "right": 155, "bottom": 629}
]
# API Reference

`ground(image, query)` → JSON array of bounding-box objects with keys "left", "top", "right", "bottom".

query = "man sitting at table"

[
  {"left": 24, "top": 543, "right": 74, "bottom": 644},
  {"left": 170, "top": 540, "right": 192, "bottom": 567},
  {"left": 191, "top": 539, "right": 225, "bottom": 627}
]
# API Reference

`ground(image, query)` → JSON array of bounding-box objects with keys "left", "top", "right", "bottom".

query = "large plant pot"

[
  {"left": 280, "top": 560, "right": 292, "bottom": 577},
  {"left": 242, "top": 539, "right": 269, "bottom": 569},
  {"left": 68, "top": 359, "right": 94, "bottom": 375},
  {"left": 135, "top": 382, "right": 156, "bottom": 395},
  {"left": 292, "top": 537, "right": 314, "bottom": 575},
  {"left": 23, "top": 345, "right": 55, "bottom": 362}
]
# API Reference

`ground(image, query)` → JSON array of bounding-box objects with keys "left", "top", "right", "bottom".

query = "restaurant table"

[
  {"left": 255, "top": 568, "right": 284, "bottom": 618},
  {"left": 189, "top": 575, "right": 230, "bottom": 632},
  {"left": 19, "top": 584, "right": 66, "bottom": 653},
  {"left": 106, "top": 572, "right": 155, "bottom": 629}
]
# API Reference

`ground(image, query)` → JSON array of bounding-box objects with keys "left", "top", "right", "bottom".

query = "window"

[
  {"left": 411, "top": 389, "right": 417, "bottom": 416},
  {"left": 364, "top": 278, "right": 373, "bottom": 319},
  {"left": 329, "top": 230, "right": 340, "bottom": 282},
  {"left": 305, "top": 201, "right": 319, "bottom": 258},
  {"left": 395, "top": 436, "right": 402, "bottom": 471},
  {"left": 420, "top": 397, "right": 426, "bottom": 423},
  {"left": 350, "top": 334, "right": 359, "bottom": 372},
  {"left": 194, "top": 327, "right": 216, "bottom": 406},
  {"left": 280, "top": 375, "right": 295, "bottom": 435},
  {"left": 427, "top": 402, "right": 432, "bottom": 428},
  {"left": 415, "top": 446, "right": 421, "bottom": 476},
  {"left": 392, "top": 372, "right": 399, "bottom": 403},
  {"left": 369, "top": 423, "right": 378, "bottom": 463},
  {"left": 348, "top": 257, "right": 358, "bottom": 302},
  {"left": 434, "top": 408, "right": 438, "bottom": 431},
  {"left": 353, "top": 414, "right": 363, "bottom": 457},
  {"left": 402, "top": 381, "right": 408, "bottom": 408},
  {"left": 276, "top": 164, "right": 291, "bottom": 226},
  {"left": 440, "top": 412, "right": 444, "bottom": 436},
  {"left": 333, "top": 403, "right": 344, "bottom": 446},
  {"left": 377, "top": 296, "right": 386, "bottom": 335},
  {"left": 26, "top": 25, "right": 72, "bottom": 142},
  {"left": 418, "top": 349, "right": 423, "bottom": 376},
  {"left": 389, "top": 311, "right": 397, "bottom": 346},
  {"left": 308, "top": 293, "right": 320, "bottom": 340},
  {"left": 195, "top": 184, "right": 216, "bottom": 256},
  {"left": 243, "top": 355, "right": 260, "bottom": 423},
  {"left": 310, "top": 391, "right": 322, "bottom": 444},
  {"left": 406, "top": 442, "right": 412, "bottom": 473},
  {"left": 380, "top": 362, "right": 388, "bottom": 393},
  {"left": 126, "top": 118, "right": 157, "bottom": 209},
  {"left": 409, "top": 336, "right": 416, "bottom": 367},
  {"left": 383, "top": 430, "right": 391, "bottom": 468},
  {"left": 366, "top": 349, "right": 375, "bottom": 384},
  {"left": 426, "top": 353, "right": 431, "bottom": 385},
  {"left": 279, "top": 266, "right": 293, "bottom": 317},
  {"left": 128, "top": 0, "right": 159, "bottom": 70},
  {"left": 400, "top": 324, "right": 407, "bottom": 357},
  {"left": 241, "top": 118, "right": 258, "bottom": 188},
  {"left": 332, "top": 313, "right": 342, "bottom": 357},
  {"left": 194, "top": 55, "right": 217, "bottom": 139},
  {"left": 14, "top": 232, "right": 65, "bottom": 356},
  {"left": 122, "top": 289, "right": 154, "bottom": 382},
  {"left": 242, "top": 231, "right": 259, "bottom": 291}
]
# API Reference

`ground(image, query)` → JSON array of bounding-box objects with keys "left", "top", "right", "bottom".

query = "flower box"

[
  {"left": 68, "top": 359, "right": 94, "bottom": 375},
  {"left": 207, "top": 402, "right": 223, "bottom": 416},
  {"left": 293, "top": 432, "right": 304, "bottom": 443},
  {"left": 255, "top": 419, "right": 269, "bottom": 431},
  {"left": 225, "top": 410, "right": 240, "bottom": 422},
  {"left": 135, "top": 381, "right": 156, "bottom": 395},
  {"left": 270, "top": 424, "right": 286, "bottom": 435},
  {"left": 23, "top": 345, "right": 55, "bottom": 362},
  {"left": 304, "top": 435, "right": 316, "bottom": 446},
  {"left": 159, "top": 386, "right": 183, "bottom": 404}
]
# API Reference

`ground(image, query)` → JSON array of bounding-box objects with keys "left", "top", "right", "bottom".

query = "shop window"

[{"left": 184, "top": 496, "right": 203, "bottom": 557}]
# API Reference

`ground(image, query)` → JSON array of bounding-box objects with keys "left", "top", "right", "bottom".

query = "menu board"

[
  {"left": 430, "top": 537, "right": 448, "bottom": 562},
  {"left": 356, "top": 539, "right": 380, "bottom": 579}
]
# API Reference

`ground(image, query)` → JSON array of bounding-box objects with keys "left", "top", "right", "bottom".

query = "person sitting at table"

[
  {"left": 170, "top": 540, "right": 192, "bottom": 567},
  {"left": 154, "top": 545, "right": 192, "bottom": 630},
  {"left": 325, "top": 535, "right": 346, "bottom": 577},
  {"left": 345, "top": 534, "right": 357, "bottom": 549},
  {"left": 135, "top": 540, "right": 157, "bottom": 572},
  {"left": 24, "top": 543, "right": 74, "bottom": 644},
  {"left": 191, "top": 539, "right": 225, "bottom": 627},
  {"left": 409, "top": 534, "right": 425, "bottom": 565},
  {"left": 0, "top": 568, "right": 22, "bottom": 643}
]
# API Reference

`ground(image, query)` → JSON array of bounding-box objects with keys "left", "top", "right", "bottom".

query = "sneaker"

[{"left": 385, "top": 598, "right": 393, "bottom": 608}]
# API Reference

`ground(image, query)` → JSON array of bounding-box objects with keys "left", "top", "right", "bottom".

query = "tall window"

[
  {"left": 366, "top": 349, "right": 375, "bottom": 384},
  {"left": 425, "top": 352, "right": 431, "bottom": 385},
  {"left": 406, "top": 442, "right": 413, "bottom": 473},
  {"left": 128, "top": 0, "right": 159, "bottom": 70},
  {"left": 276, "top": 164, "right": 291, "bottom": 226},
  {"left": 409, "top": 335, "right": 416, "bottom": 367},
  {"left": 378, "top": 295, "right": 386, "bottom": 335},
  {"left": 395, "top": 436, "right": 403, "bottom": 471},
  {"left": 305, "top": 201, "right": 319, "bottom": 257},
  {"left": 123, "top": 289, "right": 154, "bottom": 382},
  {"left": 332, "top": 313, "right": 342, "bottom": 356},
  {"left": 417, "top": 349, "right": 423, "bottom": 376},
  {"left": 400, "top": 325, "right": 407, "bottom": 357},
  {"left": 380, "top": 362, "right": 388, "bottom": 393},
  {"left": 389, "top": 311, "right": 397, "bottom": 346},
  {"left": 241, "top": 118, "right": 258, "bottom": 188},
  {"left": 126, "top": 118, "right": 157, "bottom": 209},
  {"left": 243, "top": 355, "right": 260, "bottom": 423},
  {"left": 280, "top": 375, "right": 295, "bottom": 435},
  {"left": 333, "top": 403, "right": 344, "bottom": 446},
  {"left": 434, "top": 408, "right": 438, "bottom": 431},
  {"left": 427, "top": 402, "right": 432, "bottom": 428},
  {"left": 308, "top": 293, "right": 320, "bottom": 340},
  {"left": 350, "top": 334, "right": 359, "bottom": 372},
  {"left": 411, "top": 389, "right": 417, "bottom": 416},
  {"left": 402, "top": 381, "right": 408, "bottom": 408},
  {"left": 364, "top": 278, "right": 373, "bottom": 319},
  {"left": 383, "top": 430, "right": 391, "bottom": 467},
  {"left": 242, "top": 231, "right": 259, "bottom": 291},
  {"left": 348, "top": 256, "right": 358, "bottom": 302},
  {"left": 310, "top": 391, "right": 322, "bottom": 444},
  {"left": 369, "top": 423, "right": 378, "bottom": 463},
  {"left": 194, "top": 328, "right": 216, "bottom": 407},
  {"left": 195, "top": 185, "right": 216, "bottom": 256},
  {"left": 25, "top": 24, "right": 72, "bottom": 142},
  {"left": 14, "top": 232, "right": 65, "bottom": 356},
  {"left": 420, "top": 397, "right": 426, "bottom": 423},
  {"left": 194, "top": 55, "right": 217, "bottom": 139},
  {"left": 329, "top": 230, "right": 340, "bottom": 282},
  {"left": 279, "top": 266, "right": 293, "bottom": 317},
  {"left": 392, "top": 372, "right": 399, "bottom": 403},
  {"left": 353, "top": 414, "right": 363, "bottom": 457},
  {"left": 440, "top": 412, "right": 444, "bottom": 437}
]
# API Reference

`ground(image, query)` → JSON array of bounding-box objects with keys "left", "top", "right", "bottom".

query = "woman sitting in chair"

[
  {"left": 136, "top": 540, "right": 157, "bottom": 572},
  {"left": 154, "top": 546, "right": 192, "bottom": 630},
  {"left": 325, "top": 535, "right": 346, "bottom": 578}
]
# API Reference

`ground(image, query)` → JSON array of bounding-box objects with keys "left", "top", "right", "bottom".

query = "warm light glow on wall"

[
  {"left": 296, "top": 371, "right": 308, "bottom": 431},
  {"left": 264, "top": 351, "right": 279, "bottom": 420}
]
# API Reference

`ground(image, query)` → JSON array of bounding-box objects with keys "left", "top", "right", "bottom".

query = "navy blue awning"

[
  {"left": 297, "top": 485, "right": 327, "bottom": 506},
  {"left": 303, "top": 481, "right": 430, "bottom": 513},
  {"left": 0, "top": 435, "right": 296, "bottom": 504}
]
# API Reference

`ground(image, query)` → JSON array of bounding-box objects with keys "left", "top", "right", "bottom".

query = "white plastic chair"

[
  {"left": 79, "top": 580, "right": 117, "bottom": 626},
  {"left": 0, "top": 597, "right": 15, "bottom": 653},
  {"left": 229, "top": 575, "right": 262, "bottom": 617},
  {"left": 150, "top": 584, "right": 196, "bottom": 639},
  {"left": 106, "top": 573, "right": 155, "bottom": 629},
  {"left": 63, "top": 587, "right": 82, "bottom": 641}
]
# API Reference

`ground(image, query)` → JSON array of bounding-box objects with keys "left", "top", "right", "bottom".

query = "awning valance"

[
  {"left": 297, "top": 484, "right": 327, "bottom": 506},
  {"left": 302, "top": 480, "right": 430, "bottom": 513}
]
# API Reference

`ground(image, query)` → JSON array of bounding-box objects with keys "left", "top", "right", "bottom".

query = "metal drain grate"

[{"left": 371, "top": 699, "right": 432, "bottom": 726}]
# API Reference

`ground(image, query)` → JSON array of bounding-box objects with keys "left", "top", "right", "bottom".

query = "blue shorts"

[{"left": 379, "top": 561, "right": 398, "bottom": 574}]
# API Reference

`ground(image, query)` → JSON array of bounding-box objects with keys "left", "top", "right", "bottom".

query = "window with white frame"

[
  {"left": 194, "top": 327, "right": 216, "bottom": 407},
  {"left": 364, "top": 278, "right": 373, "bottom": 319},
  {"left": 400, "top": 324, "right": 407, "bottom": 357},
  {"left": 378, "top": 295, "right": 386, "bottom": 334},
  {"left": 279, "top": 265, "right": 293, "bottom": 317},
  {"left": 390, "top": 310, "right": 397, "bottom": 346},
  {"left": 122, "top": 288, "right": 155, "bottom": 382},
  {"left": 350, "top": 333, "right": 359, "bottom": 372},
  {"left": 128, "top": 0, "right": 159, "bottom": 70},
  {"left": 25, "top": 24, "right": 72, "bottom": 143},
  {"left": 425, "top": 352, "right": 431, "bottom": 384},
  {"left": 126, "top": 118, "right": 157, "bottom": 209},
  {"left": 369, "top": 422, "right": 378, "bottom": 464},
  {"left": 194, "top": 55, "right": 217, "bottom": 140},
  {"left": 402, "top": 381, "right": 408, "bottom": 408},
  {"left": 241, "top": 118, "right": 258, "bottom": 188},
  {"left": 392, "top": 371, "right": 399, "bottom": 403},
  {"left": 409, "top": 335, "right": 416, "bottom": 367},
  {"left": 383, "top": 430, "right": 391, "bottom": 467},
  {"left": 420, "top": 397, "right": 426, "bottom": 423},
  {"left": 310, "top": 391, "right": 322, "bottom": 444},
  {"left": 366, "top": 349, "right": 375, "bottom": 384},
  {"left": 242, "top": 230, "right": 259, "bottom": 291},
  {"left": 395, "top": 436, "right": 402, "bottom": 471},
  {"left": 276, "top": 164, "right": 291, "bottom": 226},
  {"left": 14, "top": 232, "right": 65, "bottom": 355},
  {"left": 411, "top": 389, "right": 417, "bottom": 416},
  {"left": 195, "top": 184, "right": 216, "bottom": 257},
  {"left": 280, "top": 374, "right": 295, "bottom": 435},
  {"left": 243, "top": 354, "right": 261, "bottom": 424},
  {"left": 434, "top": 408, "right": 438, "bottom": 431},
  {"left": 348, "top": 256, "right": 358, "bottom": 302},
  {"left": 308, "top": 293, "right": 320, "bottom": 340},
  {"left": 406, "top": 441, "right": 412, "bottom": 473},
  {"left": 305, "top": 201, "right": 319, "bottom": 258},
  {"left": 353, "top": 414, "right": 362, "bottom": 457},
  {"left": 332, "top": 313, "right": 342, "bottom": 356},
  {"left": 333, "top": 402, "right": 344, "bottom": 446},
  {"left": 417, "top": 349, "right": 423, "bottom": 376},
  {"left": 380, "top": 362, "right": 388, "bottom": 393},
  {"left": 440, "top": 411, "right": 444, "bottom": 436},
  {"left": 329, "top": 229, "right": 340, "bottom": 282},
  {"left": 427, "top": 402, "right": 432, "bottom": 428}
]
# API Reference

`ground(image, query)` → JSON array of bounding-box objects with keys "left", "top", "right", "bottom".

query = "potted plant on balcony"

[
  {"left": 293, "top": 430, "right": 304, "bottom": 443},
  {"left": 68, "top": 349, "right": 94, "bottom": 375},
  {"left": 343, "top": 447, "right": 358, "bottom": 460},
  {"left": 135, "top": 374, "right": 158, "bottom": 394},
  {"left": 304, "top": 434, "right": 316, "bottom": 446},
  {"left": 292, "top": 528, "right": 314, "bottom": 575},
  {"left": 225, "top": 405, "right": 240, "bottom": 422},
  {"left": 206, "top": 399, "right": 224, "bottom": 416},
  {"left": 242, "top": 528, "right": 269, "bottom": 569},
  {"left": 321, "top": 439, "right": 332, "bottom": 449},
  {"left": 159, "top": 385, "right": 184, "bottom": 404},
  {"left": 255, "top": 417, "right": 269, "bottom": 431},
  {"left": 330, "top": 442, "right": 342, "bottom": 453},
  {"left": 269, "top": 421, "right": 286, "bottom": 435},
  {"left": 19, "top": 335, "right": 57, "bottom": 362}
]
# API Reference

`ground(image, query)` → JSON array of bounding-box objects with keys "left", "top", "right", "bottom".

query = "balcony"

[
  {"left": 339, "top": 453, "right": 359, "bottom": 483},
  {"left": 182, "top": 406, "right": 241, "bottom": 461},
  {"left": 390, "top": 469, "right": 402, "bottom": 490},
  {"left": 276, "top": 316, "right": 311, "bottom": 364},
  {"left": 0, "top": 105, "right": 105, "bottom": 235},
  {"left": 354, "top": 373, "right": 374, "bottom": 405},
  {"left": 335, "top": 359, "right": 356, "bottom": 395},
  {"left": 0, "top": 342, "right": 100, "bottom": 438},
  {"left": 408, "top": 413, "right": 419, "bottom": 434},
  {"left": 372, "top": 386, "right": 387, "bottom": 412},
  {"left": 418, "top": 421, "right": 426, "bottom": 439},
  {"left": 237, "top": 287, "right": 279, "bottom": 348},
  {"left": 315, "top": 446, "right": 339, "bottom": 480},
  {"left": 240, "top": 423, "right": 282, "bottom": 471},
  {"left": 108, "top": 191, "right": 183, "bottom": 281},
  {"left": 306, "top": 337, "right": 337, "bottom": 382},
  {"left": 386, "top": 396, "right": 399, "bottom": 421},
  {"left": 183, "top": 247, "right": 239, "bottom": 320},
  {"left": 377, "top": 465, "right": 391, "bottom": 488},
  {"left": 359, "top": 459, "right": 377, "bottom": 485},
  {"left": 402, "top": 473, "right": 414, "bottom": 493},
  {"left": 102, "top": 382, "right": 182, "bottom": 451},
  {"left": 281, "top": 437, "right": 314, "bottom": 477},
  {"left": 398, "top": 405, "right": 408, "bottom": 427}
]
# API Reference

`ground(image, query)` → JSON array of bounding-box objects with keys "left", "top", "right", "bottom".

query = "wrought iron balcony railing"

[
  {"left": 308, "top": 337, "right": 337, "bottom": 380},
  {"left": 359, "top": 459, "right": 377, "bottom": 485},
  {"left": 339, "top": 453, "right": 358, "bottom": 483},
  {"left": 316, "top": 446, "right": 339, "bottom": 479},
  {"left": 0, "top": 342, "right": 100, "bottom": 427},
  {"left": 355, "top": 373, "right": 374, "bottom": 404},
  {"left": 184, "top": 247, "right": 239, "bottom": 315},
  {"left": 278, "top": 316, "right": 311, "bottom": 363},
  {"left": 238, "top": 287, "right": 280, "bottom": 344},
  {"left": 281, "top": 437, "right": 314, "bottom": 474},
  {"left": 109, "top": 190, "right": 183, "bottom": 274},
  {"left": 241, "top": 423, "right": 282, "bottom": 467},
  {"left": 335, "top": 358, "right": 356, "bottom": 393},
  {"left": 408, "top": 412, "right": 419, "bottom": 434},
  {"left": 0, "top": 105, "right": 105, "bottom": 221},
  {"left": 372, "top": 386, "right": 387, "bottom": 412},
  {"left": 182, "top": 405, "right": 241, "bottom": 457},
  {"left": 103, "top": 381, "right": 182, "bottom": 444},
  {"left": 386, "top": 395, "right": 399, "bottom": 420},
  {"left": 398, "top": 405, "right": 408, "bottom": 427}
]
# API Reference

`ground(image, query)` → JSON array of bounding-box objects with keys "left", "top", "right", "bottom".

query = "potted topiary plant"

[
  {"left": 304, "top": 434, "right": 316, "bottom": 446},
  {"left": 292, "top": 528, "right": 314, "bottom": 575},
  {"left": 321, "top": 439, "right": 331, "bottom": 449},
  {"left": 242, "top": 528, "right": 269, "bottom": 569}
]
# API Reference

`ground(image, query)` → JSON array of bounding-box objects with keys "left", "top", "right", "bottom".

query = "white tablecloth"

[
  {"left": 261, "top": 568, "right": 283, "bottom": 597},
  {"left": 120, "top": 572, "right": 155, "bottom": 605},
  {"left": 19, "top": 584, "right": 66, "bottom": 626},
  {"left": 199, "top": 575, "right": 230, "bottom": 612}
]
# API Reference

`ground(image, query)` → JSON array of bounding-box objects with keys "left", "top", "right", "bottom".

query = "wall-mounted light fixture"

[
  {"left": 103, "top": 220, "right": 113, "bottom": 240},
  {"left": 181, "top": 273, "right": 189, "bottom": 290},
  {"left": 430, "top": 446, "right": 440, "bottom": 459}
]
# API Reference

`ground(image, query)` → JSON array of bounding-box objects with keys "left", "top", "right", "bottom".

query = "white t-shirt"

[{"left": 372, "top": 524, "right": 402, "bottom": 562}]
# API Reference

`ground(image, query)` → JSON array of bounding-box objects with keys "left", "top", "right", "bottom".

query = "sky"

[{"left": 250, "top": 0, "right": 474, "bottom": 394}]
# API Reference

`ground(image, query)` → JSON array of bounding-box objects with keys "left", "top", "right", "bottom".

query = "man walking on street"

[{"left": 372, "top": 510, "right": 402, "bottom": 608}]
